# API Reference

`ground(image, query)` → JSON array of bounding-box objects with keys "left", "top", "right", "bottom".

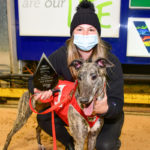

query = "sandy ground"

[{"left": 0, "top": 108, "right": 150, "bottom": 150}]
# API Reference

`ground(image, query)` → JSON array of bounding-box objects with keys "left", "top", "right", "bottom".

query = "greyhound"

[
  {"left": 3, "top": 57, "right": 113, "bottom": 150},
  {"left": 68, "top": 58, "right": 113, "bottom": 150}
]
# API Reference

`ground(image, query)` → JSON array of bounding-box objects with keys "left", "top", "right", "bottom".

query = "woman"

[{"left": 29, "top": 1, "right": 124, "bottom": 150}]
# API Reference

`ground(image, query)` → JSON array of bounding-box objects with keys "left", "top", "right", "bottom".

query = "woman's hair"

[{"left": 66, "top": 36, "right": 109, "bottom": 79}]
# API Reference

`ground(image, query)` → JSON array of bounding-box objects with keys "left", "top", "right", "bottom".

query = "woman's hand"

[
  {"left": 34, "top": 88, "right": 52, "bottom": 101},
  {"left": 93, "top": 92, "right": 108, "bottom": 115}
]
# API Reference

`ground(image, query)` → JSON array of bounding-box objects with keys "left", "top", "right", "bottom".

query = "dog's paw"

[{"left": 38, "top": 144, "right": 45, "bottom": 150}]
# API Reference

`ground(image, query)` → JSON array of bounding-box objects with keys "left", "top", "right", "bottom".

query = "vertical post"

[{"left": 7, "top": 0, "right": 19, "bottom": 74}]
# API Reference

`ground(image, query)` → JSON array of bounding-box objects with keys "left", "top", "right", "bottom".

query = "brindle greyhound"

[
  {"left": 68, "top": 58, "right": 113, "bottom": 150},
  {"left": 3, "top": 57, "right": 113, "bottom": 150}
]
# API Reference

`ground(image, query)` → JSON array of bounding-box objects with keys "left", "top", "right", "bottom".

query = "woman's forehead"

[{"left": 76, "top": 24, "right": 96, "bottom": 29}]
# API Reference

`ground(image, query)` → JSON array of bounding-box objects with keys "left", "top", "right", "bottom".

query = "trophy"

[{"left": 33, "top": 53, "right": 58, "bottom": 91}]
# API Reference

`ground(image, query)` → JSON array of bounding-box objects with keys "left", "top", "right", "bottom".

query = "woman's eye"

[
  {"left": 89, "top": 28, "right": 96, "bottom": 32},
  {"left": 89, "top": 29, "right": 94, "bottom": 32},
  {"left": 77, "top": 28, "right": 82, "bottom": 31}
]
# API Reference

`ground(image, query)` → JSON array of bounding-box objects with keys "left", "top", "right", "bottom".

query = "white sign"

[
  {"left": 127, "top": 18, "right": 150, "bottom": 57},
  {"left": 18, "top": 0, "right": 121, "bottom": 37}
]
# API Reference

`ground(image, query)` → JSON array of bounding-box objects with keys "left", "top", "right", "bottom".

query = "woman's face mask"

[{"left": 73, "top": 34, "right": 98, "bottom": 51}]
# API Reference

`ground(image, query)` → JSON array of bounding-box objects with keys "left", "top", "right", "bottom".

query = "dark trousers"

[
  {"left": 96, "top": 112, "right": 124, "bottom": 150},
  {"left": 37, "top": 111, "right": 124, "bottom": 150}
]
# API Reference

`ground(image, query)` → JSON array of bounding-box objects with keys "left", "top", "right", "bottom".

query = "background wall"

[
  {"left": 14, "top": 0, "right": 150, "bottom": 65},
  {"left": 0, "top": 0, "right": 10, "bottom": 74}
]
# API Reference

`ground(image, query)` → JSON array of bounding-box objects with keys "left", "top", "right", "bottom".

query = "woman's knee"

[
  {"left": 96, "top": 141, "right": 112, "bottom": 150},
  {"left": 96, "top": 139, "right": 121, "bottom": 150}
]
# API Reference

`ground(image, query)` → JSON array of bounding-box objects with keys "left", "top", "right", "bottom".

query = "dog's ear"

[
  {"left": 95, "top": 58, "right": 114, "bottom": 68},
  {"left": 69, "top": 59, "right": 83, "bottom": 70}
]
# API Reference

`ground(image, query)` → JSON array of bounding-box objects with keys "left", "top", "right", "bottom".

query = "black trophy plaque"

[{"left": 33, "top": 53, "right": 58, "bottom": 91}]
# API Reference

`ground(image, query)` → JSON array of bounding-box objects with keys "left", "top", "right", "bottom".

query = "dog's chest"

[{"left": 89, "top": 119, "right": 101, "bottom": 133}]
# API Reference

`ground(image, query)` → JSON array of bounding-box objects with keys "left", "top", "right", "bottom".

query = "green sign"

[{"left": 130, "top": 0, "right": 150, "bottom": 8}]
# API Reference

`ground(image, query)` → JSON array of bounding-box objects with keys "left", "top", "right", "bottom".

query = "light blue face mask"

[{"left": 73, "top": 34, "right": 98, "bottom": 51}]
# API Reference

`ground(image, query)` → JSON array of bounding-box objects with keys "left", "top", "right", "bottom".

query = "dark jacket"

[{"left": 29, "top": 45, "right": 124, "bottom": 119}]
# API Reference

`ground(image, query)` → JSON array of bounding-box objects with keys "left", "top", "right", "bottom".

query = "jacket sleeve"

[{"left": 103, "top": 54, "right": 124, "bottom": 119}]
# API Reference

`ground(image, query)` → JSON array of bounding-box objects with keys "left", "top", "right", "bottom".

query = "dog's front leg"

[
  {"left": 36, "top": 125, "right": 46, "bottom": 150},
  {"left": 87, "top": 118, "right": 103, "bottom": 150},
  {"left": 68, "top": 105, "right": 88, "bottom": 150}
]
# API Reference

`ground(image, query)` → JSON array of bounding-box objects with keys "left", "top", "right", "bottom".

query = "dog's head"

[{"left": 70, "top": 57, "right": 114, "bottom": 116}]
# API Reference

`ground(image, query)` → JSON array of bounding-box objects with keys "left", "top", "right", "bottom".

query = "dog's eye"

[
  {"left": 91, "top": 74, "right": 97, "bottom": 80},
  {"left": 78, "top": 76, "right": 82, "bottom": 81}
]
